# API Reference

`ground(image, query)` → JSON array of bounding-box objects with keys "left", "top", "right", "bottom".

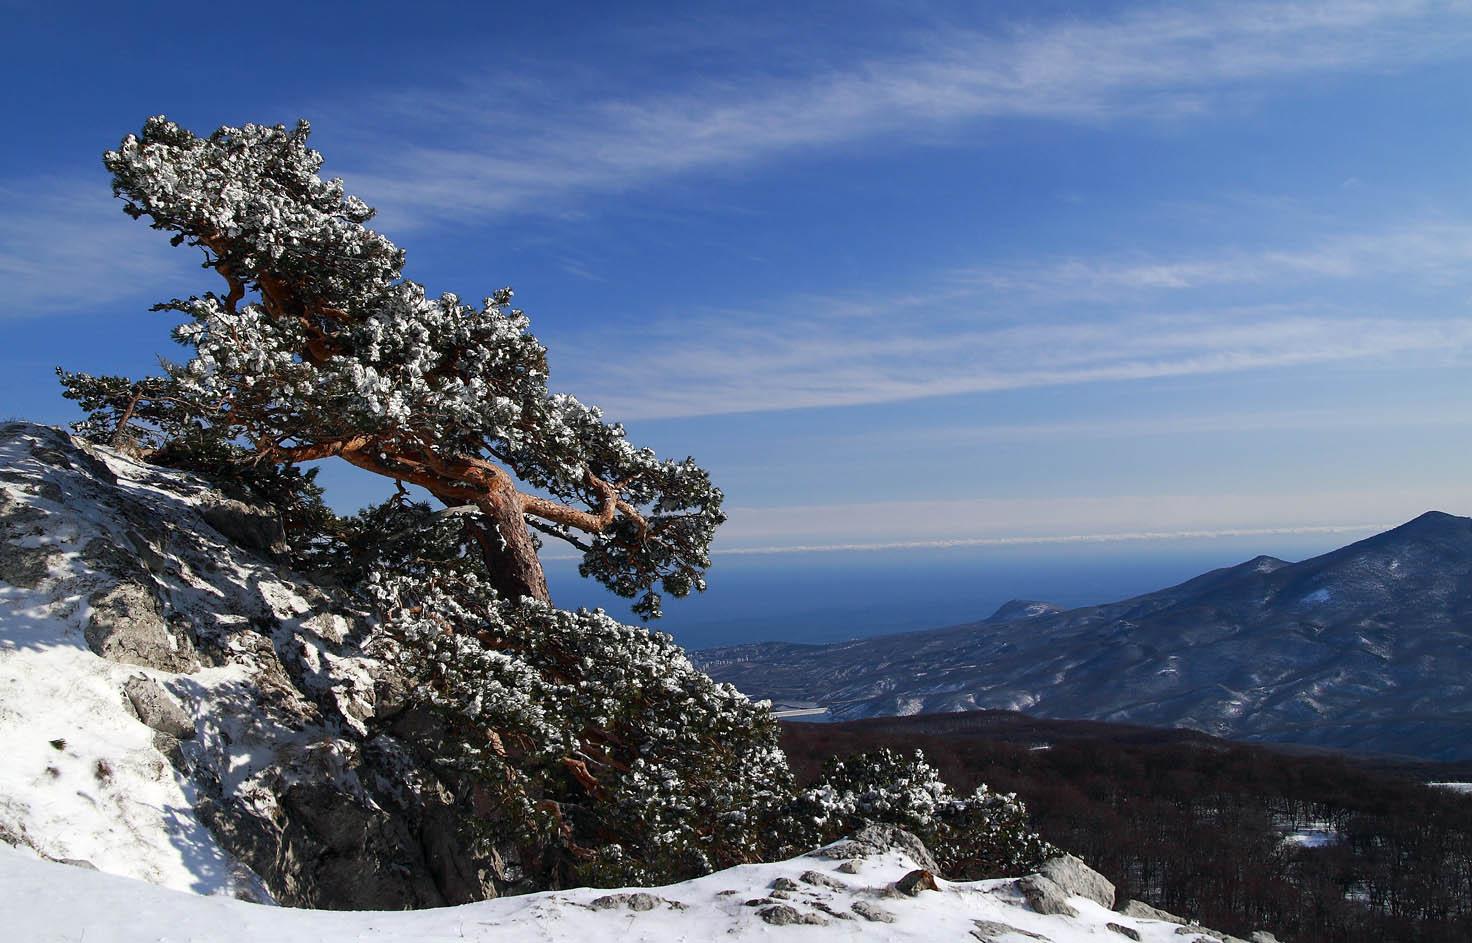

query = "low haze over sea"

[{"left": 545, "top": 531, "right": 1377, "bottom": 651}]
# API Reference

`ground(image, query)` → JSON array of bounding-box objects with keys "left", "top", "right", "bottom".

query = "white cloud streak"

[
  {"left": 541, "top": 522, "right": 1391, "bottom": 560},
  {"left": 709, "top": 524, "right": 1391, "bottom": 556},
  {"left": 0, "top": 182, "right": 196, "bottom": 320},
  {"left": 965, "top": 223, "right": 1472, "bottom": 298},
  {"left": 713, "top": 485, "right": 1472, "bottom": 550},
  {"left": 344, "top": 0, "right": 1472, "bottom": 224},
  {"left": 566, "top": 308, "right": 1472, "bottom": 419},
  {"left": 550, "top": 216, "right": 1472, "bottom": 418}
]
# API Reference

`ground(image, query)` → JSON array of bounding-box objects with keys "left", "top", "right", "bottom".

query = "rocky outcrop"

[
  {"left": 0, "top": 422, "right": 524, "bottom": 908},
  {"left": 1038, "top": 853, "right": 1115, "bottom": 909}
]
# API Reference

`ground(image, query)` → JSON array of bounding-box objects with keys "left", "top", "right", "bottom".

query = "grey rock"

[
  {"left": 151, "top": 732, "right": 187, "bottom": 771},
  {"left": 123, "top": 676, "right": 195, "bottom": 739},
  {"left": 895, "top": 868, "right": 939, "bottom": 895},
  {"left": 1119, "top": 899, "right": 1187, "bottom": 923},
  {"left": 80, "top": 536, "right": 152, "bottom": 584},
  {"left": 57, "top": 858, "right": 98, "bottom": 871},
  {"left": 1248, "top": 933, "right": 1281, "bottom": 943},
  {"left": 1183, "top": 929, "right": 1250, "bottom": 943},
  {"left": 850, "top": 900, "right": 896, "bottom": 923},
  {"left": 1, "top": 424, "right": 515, "bottom": 909},
  {"left": 823, "top": 825, "right": 941, "bottom": 873},
  {"left": 771, "top": 876, "right": 801, "bottom": 892},
  {"left": 758, "top": 904, "right": 826, "bottom": 926},
  {"left": 0, "top": 490, "right": 47, "bottom": 528},
  {"left": 590, "top": 893, "right": 664, "bottom": 911},
  {"left": 836, "top": 860, "right": 862, "bottom": 874},
  {"left": 0, "top": 535, "right": 53, "bottom": 588},
  {"left": 809, "top": 900, "right": 852, "bottom": 920},
  {"left": 85, "top": 580, "right": 200, "bottom": 672},
  {"left": 743, "top": 898, "right": 775, "bottom": 907},
  {"left": 972, "top": 920, "right": 1046, "bottom": 942},
  {"left": 198, "top": 495, "right": 288, "bottom": 560},
  {"left": 799, "top": 869, "right": 848, "bottom": 890},
  {"left": 1108, "top": 923, "right": 1143, "bottom": 941},
  {"left": 1017, "top": 874, "right": 1079, "bottom": 918},
  {"left": 1039, "top": 853, "right": 1115, "bottom": 909}
]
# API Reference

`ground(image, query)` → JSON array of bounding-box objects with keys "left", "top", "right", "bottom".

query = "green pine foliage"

[
  {"left": 56, "top": 114, "right": 1059, "bottom": 894},
  {"left": 365, "top": 559, "right": 797, "bottom": 887},
  {"left": 799, "top": 748, "right": 1056, "bottom": 879}
]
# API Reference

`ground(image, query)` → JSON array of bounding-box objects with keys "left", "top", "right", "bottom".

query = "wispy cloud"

[
  {"left": 712, "top": 485, "right": 1472, "bottom": 550},
  {"left": 710, "top": 524, "right": 1391, "bottom": 556},
  {"left": 859, "top": 403, "right": 1472, "bottom": 448},
  {"left": 0, "top": 181, "right": 195, "bottom": 320},
  {"left": 563, "top": 307, "right": 1472, "bottom": 419},
  {"left": 964, "top": 222, "right": 1472, "bottom": 298},
  {"left": 549, "top": 215, "right": 1472, "bottom": 418},
  {"left": 342, "top": 1, "right": 1472, "bottom": 224},
  {"left": 542, "top": 522, "right": 1392, "bottom": 560}
]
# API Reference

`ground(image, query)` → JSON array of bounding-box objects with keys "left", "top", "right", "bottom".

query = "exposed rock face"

[
  {"left": 1118, "top": 898, "right": 1187, "bottom": 923},
  {"left": 0, "top": 422, "right": 524, "bottom": 908},
  {"left": 819, "top": 824, "right": 942, "bottom": 873},
  {"left": 1038, "top": 853, "right": 1115, "bottom": 909},
  {"left": 1016, "top": 873, "right": 1079, "bottom": 917}
]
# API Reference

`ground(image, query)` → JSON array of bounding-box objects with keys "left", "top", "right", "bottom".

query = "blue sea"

[{"left": 543, "top": 531, "right": 1366, "bottom": 652}]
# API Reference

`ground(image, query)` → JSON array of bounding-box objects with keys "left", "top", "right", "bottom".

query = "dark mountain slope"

[{"left": 697, "top": 512, "right": 1472, "bottom": 760}]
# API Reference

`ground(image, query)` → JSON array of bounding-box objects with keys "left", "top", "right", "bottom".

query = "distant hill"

[{"left": 696, "top": 512, "right": 1472, "bottom": 760}]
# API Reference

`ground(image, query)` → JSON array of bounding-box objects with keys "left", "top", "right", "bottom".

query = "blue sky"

[{"left": 5, "top": 1, "right": 1472, "bottom": 636}]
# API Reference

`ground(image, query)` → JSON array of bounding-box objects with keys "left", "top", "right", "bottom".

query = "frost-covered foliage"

[
  {"left": 62, "top": 115, "right": 723, "bottom": 617},
  {"left": 55, "top": 116, "right": 1054, "bottom": 895},
  {"left": 799, "top": 748, "right": 1056, "bottom": 879},
  {"left": 366, "top": 558, "right": 796, "bottom": 886}
]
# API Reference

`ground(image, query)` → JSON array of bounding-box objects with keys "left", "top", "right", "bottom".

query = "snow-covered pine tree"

[
  {"left": 60, "top": 116, "right": 1055, "bottom": 891},
  {"left": 62, "top": 116, "right": 722, "bottom": 620},
  {"left": 59, "top": 117, "right": 790, "bottom": 887}
]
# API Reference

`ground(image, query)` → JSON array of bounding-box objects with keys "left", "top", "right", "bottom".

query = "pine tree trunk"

[{"left": 474, "top": 489, "right": 551, "bottom": 604}]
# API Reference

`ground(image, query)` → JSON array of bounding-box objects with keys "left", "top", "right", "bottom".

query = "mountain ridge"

[{"left": 697, "top": 511, "right": 1472, "bottom": 760}]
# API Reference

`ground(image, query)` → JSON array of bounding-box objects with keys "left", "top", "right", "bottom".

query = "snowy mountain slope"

[
  {"left": 698, "top": 513, "right": 1472, "bottom": 759},
  {"left": 0, "top": 838, "right": 1242, "bottom": 943},
  {"left": 0, "top": 422, "right": 512, "bottom": 906},
  {"left": 0, "top": 421, "right": 1282, "bottom": 942}
]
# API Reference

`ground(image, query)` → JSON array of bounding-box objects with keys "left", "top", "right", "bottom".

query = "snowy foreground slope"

[
  {"left": 0, "top": 422, "right": 1272, "bottom": 942},
  {"left": 2, "top": 839, "right": 1224, "bottom": 943}
]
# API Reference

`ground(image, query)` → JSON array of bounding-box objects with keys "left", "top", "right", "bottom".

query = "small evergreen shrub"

[{"left": 799, "top": 747, "right": 1056, "bottom": 879}]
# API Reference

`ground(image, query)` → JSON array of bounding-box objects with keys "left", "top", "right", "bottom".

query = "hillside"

[
  {"left": 1, "top": 421, "right": 1291, "bottom": 941},
  {"left": 698, "top": 513, "right": 1472, "bottom": 759}
]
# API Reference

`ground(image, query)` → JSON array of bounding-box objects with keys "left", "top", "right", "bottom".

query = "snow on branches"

[
  {"left": 85, "top": 116, "right": 723, "bottom": 617},
  {"left": 366, "top": 564, "right": 796, "bottom": 885}
]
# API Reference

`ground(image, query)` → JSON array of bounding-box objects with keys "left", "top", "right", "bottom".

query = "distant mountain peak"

[
  {"left": 702, "top": 510, "right": 1472, "bottom": 761},
  {"left": 984, "top": 599, "right": 1067, "bottom": 623},
  {"left": 1390, "top": 510, "right": 1467, "bottom": 534},
  {"left": 1246, "top": 555, "right": 1289, "bottom": 573}
]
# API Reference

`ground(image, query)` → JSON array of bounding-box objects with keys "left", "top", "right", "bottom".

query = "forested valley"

[{"left": 782, "top": 713, "right": 1472, "bottom": 943}]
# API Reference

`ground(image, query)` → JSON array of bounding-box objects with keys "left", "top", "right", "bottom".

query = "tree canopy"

[
  {"left": 58, "top": 116, "right": 1054, "bottom": 891},
  {"left": 64, "top": 116, "right": 722, "bottom": 618}
]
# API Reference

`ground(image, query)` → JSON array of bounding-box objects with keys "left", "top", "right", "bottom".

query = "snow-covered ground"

[
  {"left": 1281, "top": 825, "right": 1339, "bottom": 849},
  {"left": 0, "top": 423, "right": 1250, "bottom": 942},
  {"left": 1, "top": 840, "right": 1210, "bottom": 943},
  {"left": 1428, "top": 782, "right": 1472, "bottom": 794},
  {"left": 0, "top": 427, "right": 270, "bottom": 896}
]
